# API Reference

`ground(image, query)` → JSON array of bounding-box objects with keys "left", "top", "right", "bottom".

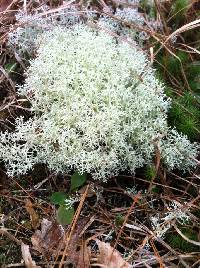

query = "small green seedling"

[
  {"left": 50, "top": 172, "right": 87, "bottom": 225},
  {"left": 50, "top": 191, "right": 74, "bottom": 225},
  {"left": 70, "top": 171, "right": 87, "bottom": 192}
]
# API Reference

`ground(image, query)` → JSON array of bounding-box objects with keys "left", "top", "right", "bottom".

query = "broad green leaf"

[
  {"left": 50, "top": 192, "right": 68, "bottom": 205},
  {"left": 5, "top": 62, "right": 17, "bottom": 73},
  {"left": 57, "top": 205, "right": 74, "bottom": 225},
  {"left": 70, "top": 171, "right": 87, "bottom": 192}
]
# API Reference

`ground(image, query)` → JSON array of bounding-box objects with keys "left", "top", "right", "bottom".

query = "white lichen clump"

[
  {"left": 8, "top": 5, "right": 82, "bottom": 56},
  {"left": 150, "top": 200, "right": 190, "bottom": 238},
  {"left": 0, "top": 25, "right": 198, "bottom": 179},
  {"left": 98, "top": 7, "right": 145, "bottom": 41},
  {"left": 98, "top": 4, "right": 162, "bottom": 43}
]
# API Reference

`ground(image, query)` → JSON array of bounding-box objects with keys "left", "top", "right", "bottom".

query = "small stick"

[{"left": 0, "top": 227, "right": 22, "bottom": 246}]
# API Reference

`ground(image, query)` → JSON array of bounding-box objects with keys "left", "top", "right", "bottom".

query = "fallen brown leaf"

[
  {"left": 21, "top": 242, "right": 40, "bottom": 268},
  {"left": 31, "top": 218, "right": 92, "bottom": 266},
  {"left": 63, "top": 217, "right": 91, "bottom": 267},
  {"left": 31, "top": 218, "right": 65, "bottom": 259},
  {"left": 76, "top": 242, "right": 90, "bottom": 268},
  {"left": 25, "top": 199, "right": 40, "bottom": 230},
  {"left": 95, "top": 239, "right": 131, "bottom": 268}
]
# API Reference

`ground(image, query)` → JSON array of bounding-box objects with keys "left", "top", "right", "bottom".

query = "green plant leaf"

[
  {"left": 50, "top": 192, "right": 68, "bottom": 205},
  {"left": 70, "top": 171, "right": 87, "bottom": 192},
  {"left": 5, "top": 62, "right": 17, "bottom": 73},
  {"left": 57, "top": 205, "right": 74, "bottom": 225}
]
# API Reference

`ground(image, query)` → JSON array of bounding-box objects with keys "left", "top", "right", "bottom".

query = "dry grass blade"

[
  {"left": 0, "top": 65, "right": 16, "bottom": 92},
  {"left": 178, "top": 44, "right": 200, "bottom": 55},
  {"left": 0, "top": 0, "right": 14, "bottom": 12},
  {"left": 0, "top": 227, "right": 22, "bottom": 245},
  {"left": 166, "top": 19, "right": 200, "bottom": 42},
  {"left": 34, "top": 0, "right": 76, "bottom": 18},
  {"left": 155, "top": 19, "right": 200, "bottom": 56}
]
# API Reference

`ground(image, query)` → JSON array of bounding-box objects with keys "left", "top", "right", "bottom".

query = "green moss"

[
  {"left": 4, "top": 62, "right": 18, "bottom": 74},
  {"left": 166, "top": 228, "right": 199, "bottom": 252},
  {"left": 115, "top": 214, "right": 124, "bottom": 227},
  {"left": 168, "top": 92, "right": 200, "bottom": 140},
  {"left": 151, "top": 1, "right": 200, "bottom": 143},
  {"left": 173, "top": 0, "right": 190, "bottom": 13},
  {"left": 144, "top": 165, "right": 156, "bottom": 181},
  {"left": 181, "top": 92, "right": 196, "bottom": 106},
  {"left": 178, "top": 117, "right": 199, "bottom": 139},
  {"left": 189, "top": 79, "right": 200, "bottom": 92},
  {"left": 165, "top": 86, "right": 175, "bottom": 98},
  {"left": 163, "top": 51, "right": 189, "bottom": 77},
  {"left": 187, "top": 62, "right": 200, "bottom": 92},
  {"left": 172, "top": 0, "right": 190, "bottom": 24},
  {"left": 187, "top": 61, "right": 200, "bottom": 77},
  {"left": 169, "top": 102, "right": 183, "bottom": 122}
]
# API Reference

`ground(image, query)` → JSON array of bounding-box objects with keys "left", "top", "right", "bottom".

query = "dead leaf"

[
  {"left": 31, "top": 217, "right": 92, "bottom": 266},
  {"left": 95, "top": 239, "right": 131, "bottom": 268},
  {"left": 65, "top": 217, "right": 92, "bottom": 267},
  {"left": 76, "top": 242, "right": 90, "bottom": 268},
  {"left": 31, "top": 218, "right": 65, "bottom": 259},
  {"left": 25, "top": 199, "right": 40, "bottom": 230},
  {"left": 21, "top": 243, "right": 40, "bottom": 268}
]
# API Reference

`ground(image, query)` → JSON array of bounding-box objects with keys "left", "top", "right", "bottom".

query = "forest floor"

[{"left": 0, "top": 1, "right": 200, "bottom": 267}]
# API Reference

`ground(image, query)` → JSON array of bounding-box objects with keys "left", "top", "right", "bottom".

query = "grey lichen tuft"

[
  {"left": 0, "top": 25, "right": 198, "bottom": 179},
  {"left": 8, "top": 5, "right": 82, "bottom": 57}
]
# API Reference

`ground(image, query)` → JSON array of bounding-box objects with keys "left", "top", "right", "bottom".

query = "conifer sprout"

[{"left": 0, "top": 25, "right": 198, "bottom": 179}]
